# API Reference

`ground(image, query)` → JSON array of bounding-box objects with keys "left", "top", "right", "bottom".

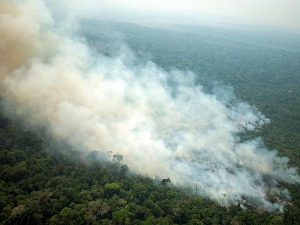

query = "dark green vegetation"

[
  {"left": 0, "top": 114, "right": 299, "bottom": 224},
  {"left": 1, "top": 22, "right": 300, "bottom": 224}
]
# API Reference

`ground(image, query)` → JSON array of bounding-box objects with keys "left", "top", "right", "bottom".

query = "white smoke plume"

[{"left": 0, "top": 0, "right": 299, "bottom": 212}]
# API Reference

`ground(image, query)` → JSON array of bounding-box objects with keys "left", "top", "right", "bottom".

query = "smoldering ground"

[{"left": 0, "top": 0, "right": 299, "bottom": 212}]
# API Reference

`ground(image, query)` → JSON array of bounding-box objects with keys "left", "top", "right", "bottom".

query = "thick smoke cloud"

[{"left": 1, "top": 0, "right": 299, "bottom": 212}]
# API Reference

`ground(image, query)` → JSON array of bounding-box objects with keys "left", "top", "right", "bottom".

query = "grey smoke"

[{"left": 0, "top": 0, "right": 299, "bottom": 212}]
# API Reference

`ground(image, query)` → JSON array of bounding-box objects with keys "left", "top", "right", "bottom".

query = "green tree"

[
  {"left": 112, "top": 209, "right": 128, "bottom": 224},
  {"left": 104, "top": 183, "right": 120, "bottom": 198}
]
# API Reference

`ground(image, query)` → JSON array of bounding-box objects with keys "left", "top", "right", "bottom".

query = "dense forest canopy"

[
  {"left": 0, "top": 107, "right": 299, "bottom": 224},
  {"left": 1, "top": 0, "right": 300, "bottom": 224}
]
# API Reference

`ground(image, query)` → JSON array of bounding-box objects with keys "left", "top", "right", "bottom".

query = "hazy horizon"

[{"left": 46, "top": 0, "right": 300, "bottom": 32}]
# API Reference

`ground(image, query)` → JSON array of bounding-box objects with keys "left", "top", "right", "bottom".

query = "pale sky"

[{"left": 48, "top": 0, "right": 300, "bottom": 30}]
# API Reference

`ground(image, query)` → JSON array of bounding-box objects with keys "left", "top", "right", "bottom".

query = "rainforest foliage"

[
  {"left": 1, "top": 22, "right": 300, "bottom": 224},
  {"left": 0, "top": 114, "right": 299, "bottom": 225}
]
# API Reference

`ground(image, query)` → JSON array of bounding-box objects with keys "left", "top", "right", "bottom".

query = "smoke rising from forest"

[{"left": 1, "top": 0, "right": 299, "bottom": 211}]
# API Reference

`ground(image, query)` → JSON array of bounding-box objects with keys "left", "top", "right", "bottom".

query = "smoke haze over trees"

[{"left": 0, "top": 1, "right": 300, "bottom": 222}]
